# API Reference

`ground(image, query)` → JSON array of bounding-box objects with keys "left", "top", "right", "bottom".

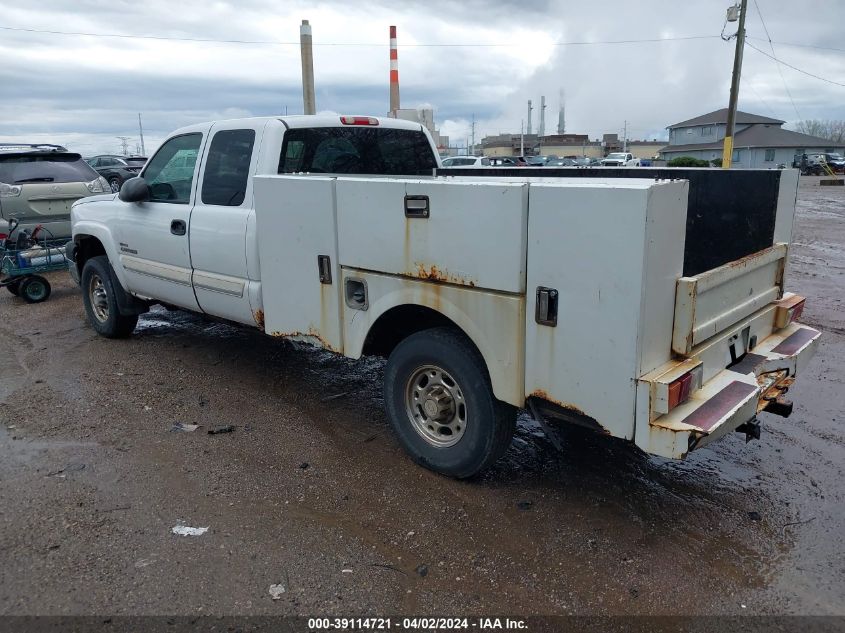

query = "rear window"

[
  {"left": 0, "top": 153, "right": 99, "bottom": 184},
  {"left": 279, "top": 127, "right": 437, "bottom": 176}
]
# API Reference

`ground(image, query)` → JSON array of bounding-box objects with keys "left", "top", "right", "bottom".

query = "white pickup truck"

[{"left": 68, "top": 114, "right": 820, "bottom": 478}]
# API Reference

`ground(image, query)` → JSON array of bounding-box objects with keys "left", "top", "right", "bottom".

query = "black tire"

[
  {"left": 19, "top": 276, "right": 51, "bottom": 303},
  {"left": 108, "top": 177, "right": 122, "bottom": 193},
  {"left": 5, "top": 280, "right": 21, "bottom": 296},
  {"left": 384, "top": 326, "right": 516, "bottom": 478},
  {"left": 81, "top": 255, "right": 138, "bottom": 338}
]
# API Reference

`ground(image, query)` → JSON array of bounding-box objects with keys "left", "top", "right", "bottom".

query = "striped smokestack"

[{"left": 389, "top": 25, "right": 400, "bottom": 116}]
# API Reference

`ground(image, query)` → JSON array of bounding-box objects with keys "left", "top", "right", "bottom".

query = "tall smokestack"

[
  {"left": 389, "top": 25, "right": 400, "bottom": 116},
  {"left": 527, "top": 100, "right": 533, "bottom": 135},
  {"left": 300, "top": 20, "right": 316, "bottom": 115},
  {"left": 557, "top": 89, "right": 565, "bottom": 135},
  {"left": 539, "top": 95, "right": 546, "bottom": 139}
]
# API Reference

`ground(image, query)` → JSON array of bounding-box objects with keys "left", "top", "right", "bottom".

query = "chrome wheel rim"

[
  {"left": 110, "top": 179, "right": 120, "bottom": 193},
  {"left": 405, "top": 364, "right": 467, "bottom": 448},
  {"left": 88, "top": 273, "right": 109, "bottom": 322}
]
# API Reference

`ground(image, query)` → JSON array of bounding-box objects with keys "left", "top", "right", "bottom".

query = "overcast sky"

[{"left": 1, "top": 0, "right": 843, "bottom": 155}]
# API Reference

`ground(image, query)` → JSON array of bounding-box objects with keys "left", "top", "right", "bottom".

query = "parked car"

[
  {"left": 1, "top": 144, "right": 108, "bottom": 241},
  {"left": 573, "top": 157, "right": 601, "bottom": 167},
  {"left": 489, "top": 156, "right": 527, "bottom": 167},
  {"left": 546, "top": 158, "right": 576, "bottom": 167},
  {"left": 601, "top": 152, "right": 639, "bottom": 167},
  {"left": 441, "top": 156, "right": 490, "bottom": 168},
  {"left": 85, "top": 155, "right": 148, "bottom": 192},
  {"left": 523, "top": 156, "right": 548, "bottom": 167}
]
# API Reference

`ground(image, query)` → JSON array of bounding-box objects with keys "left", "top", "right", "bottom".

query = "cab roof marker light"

[{"left": 340, "top": 116, "right": 379, "bottom": 126}]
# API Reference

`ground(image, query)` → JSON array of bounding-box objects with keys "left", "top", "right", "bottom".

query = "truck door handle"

[
  {"left": 404, "top": 195, "right": 430, "bottom": 218},
  {"left": 170, "top": 219, "right": 186, "bottom": 236}
]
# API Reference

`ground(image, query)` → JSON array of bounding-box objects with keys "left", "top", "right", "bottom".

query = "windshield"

[
  {"left": 0, "top": 153, "right": 99, "bottom": 184},
  {"left": 606, "top": 153, "right": 628, "bottom": 160}
]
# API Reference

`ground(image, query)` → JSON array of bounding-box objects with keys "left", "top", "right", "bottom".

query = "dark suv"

[
  {"left": 85, "top": 155, "right": 148, "bottom": 192},
  {"left": 1, "top": 144, "right": 107, "bottom": 241}
]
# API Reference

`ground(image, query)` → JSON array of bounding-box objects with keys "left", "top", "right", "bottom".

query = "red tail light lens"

[
  {"left": 667, "top": 366, "right": 703, "bottom": 412},
  {"left": 340, "top": 116, "right": 379, "bottom": 126}
]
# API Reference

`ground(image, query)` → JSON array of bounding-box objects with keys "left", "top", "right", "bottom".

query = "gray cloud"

[{"left": 1, "top": 0, "right": 843, "bottom": 155}]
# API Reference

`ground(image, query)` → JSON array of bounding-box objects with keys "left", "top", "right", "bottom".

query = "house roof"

[
  {"left": 659, "top": 124, "right": 842, "bottom": 154},
  {"left": 667, "top": 108, "right": 784, "bottom": 129}
]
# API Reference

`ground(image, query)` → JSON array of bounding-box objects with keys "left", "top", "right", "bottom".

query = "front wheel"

[
  {"left": 109, "top": 177, "right": 122, "bottom": 193},
  {"left": 81, "top": 256, "right": 138, "bottom": 338},
  {"left": 384, "top": 327, "right": 516, "bottom": 478}
]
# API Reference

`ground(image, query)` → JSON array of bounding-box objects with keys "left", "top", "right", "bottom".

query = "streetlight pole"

[{"left": 722, "top": 0, "right": 747, "bottom": 169}]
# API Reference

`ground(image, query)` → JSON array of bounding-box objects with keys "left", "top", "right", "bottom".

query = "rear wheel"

[
  {"left": 108, "top": 177, "right": 122, "bottom": 193},
  {"left": 20, "top": 276, "right": 51, "bottom": 303},
  {"left": 81, "top": 256, "right": 138, "bottom": 338},
  {"left": 384, "top": 327, "right": 516, "bottom": 478}
]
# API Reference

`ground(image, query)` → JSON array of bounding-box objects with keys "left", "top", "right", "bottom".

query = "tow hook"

[
  {"left": 736, "top": 418, "right": 762, "bottom": 443},
  {"left": 763, "top": 396, "right": 794, "bottom": 418}
]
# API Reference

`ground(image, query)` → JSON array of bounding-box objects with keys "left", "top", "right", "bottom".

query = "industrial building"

[
  {"left": 659, "top": 108, "right": 845, "bottom": 167},
  {"left": 480, "top": 132, "right": 664, "bottom": 160}
]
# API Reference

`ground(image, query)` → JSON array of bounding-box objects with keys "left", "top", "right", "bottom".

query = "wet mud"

[{"left": 0, "top": 176, "right": 842, "bottom": 616}]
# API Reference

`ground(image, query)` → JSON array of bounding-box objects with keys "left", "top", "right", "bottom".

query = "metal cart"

[{"left": 1, "top": 218, "right": 68, "bottom": 303}]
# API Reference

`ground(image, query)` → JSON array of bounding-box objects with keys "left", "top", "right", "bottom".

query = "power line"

[
  {"left": 0, "top": 25, "right": 719, "bottom": 47},
  {"left": 746, "top": 37, "right": 845, "bottom": 54},
  {"left": 751, "top": 0, "right": 801, "bottom": 120},
  {"left": 745, "top": 41, "right": 845, "bottom": 88}
]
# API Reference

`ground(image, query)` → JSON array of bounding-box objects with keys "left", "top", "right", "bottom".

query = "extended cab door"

[
  {"left": 188, "top": 119, "right": 265, "bottom": 325},
  {"left": 116, "top": 130, "right": 206, "bottom": 310}
]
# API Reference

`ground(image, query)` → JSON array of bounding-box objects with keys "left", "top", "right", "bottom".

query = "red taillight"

[
  {"left": 667, "top": 365, "right": 703, "bottom": 412},
  {"left": 668, "top": 373, "right": 693, "bottom": 410},
  {"left": 0, "top": 233, "right": 7, "bottom": 240},
  {"left": 774, "top": 295, "right": 806, "bottom": 329},
  {"left": 340, "top": 116, "right": 379, "bottom": 126}
]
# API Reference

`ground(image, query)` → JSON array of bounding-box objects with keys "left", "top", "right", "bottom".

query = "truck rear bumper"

[{"left": 639, "top": 322, "right": 820, "bottom": 459}]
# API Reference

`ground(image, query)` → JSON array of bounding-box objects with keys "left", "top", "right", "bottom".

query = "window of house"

[
  {"left": 701, "top": 126, "right": 713, "bottom": 136},
  {"left": 732, "top": 149, "right": 741, "bottom": 163},
  {"left": 764, "top": 149, "right": 775, "bottom": 162}
]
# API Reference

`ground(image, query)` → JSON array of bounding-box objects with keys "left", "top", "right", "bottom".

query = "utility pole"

[
  {"left": 722, "top": 0, "right": 747, "bottom": 169},
  {"left": 137, "top": 113, "right": 146, "bottom": 156},
  {"left": 116, "top": 136, "right": 131, "bottom": 156},
  {"left": 300, "top": 20, "right": 316, "bottom": 115},
  {"left": 623, "top": 120, "right": 628, "bottom": 152},
  {"left": 470, "top": 114, "right": 476, "bottom": 156}
]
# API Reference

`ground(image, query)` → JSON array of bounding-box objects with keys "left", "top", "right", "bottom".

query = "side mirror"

[{"left": 119, "top": 177, "right": 150, "bottom": 203}]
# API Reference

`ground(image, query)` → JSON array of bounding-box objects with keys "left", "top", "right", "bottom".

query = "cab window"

[
  {"left": 142, "top": 133, "right": 202, "bottom": 204},
  {"left": 201, "top": 129, "right": 255, "bottom": 206}
]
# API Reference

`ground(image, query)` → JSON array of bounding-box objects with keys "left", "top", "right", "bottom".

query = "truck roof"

[{"left": 169, "top": 115, "right": 426, "bottom": 136}]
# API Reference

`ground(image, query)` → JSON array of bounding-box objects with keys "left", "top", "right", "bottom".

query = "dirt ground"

[{"left": 0, "top": 176, "right": 842, "bottom": 617}]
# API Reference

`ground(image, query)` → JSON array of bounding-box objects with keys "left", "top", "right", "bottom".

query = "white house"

[{"left": 659, "top": 108, "right": 844, "bottom": 168}]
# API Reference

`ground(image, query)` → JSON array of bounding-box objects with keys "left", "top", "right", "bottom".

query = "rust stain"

[
  {"left": 253, "top": 309, "right": 264, "bottom": 330},
  {"left": 267, "top": 327, "right": 338, "bottom": 353},
  {"left": 529, "top": 389, "right": 587, "bottom": 416},
  {"left": 411, "top": 263, "right": 476, "bottom": 287}
]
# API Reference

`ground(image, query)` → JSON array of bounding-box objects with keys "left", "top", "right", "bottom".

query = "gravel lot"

[{"left": 1, "top": 176, "right": 842, "bottom": 617}]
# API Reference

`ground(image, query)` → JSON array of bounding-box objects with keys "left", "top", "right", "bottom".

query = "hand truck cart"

[{"left": 1, "top": 218, "right": 69, "bottom": 303}]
